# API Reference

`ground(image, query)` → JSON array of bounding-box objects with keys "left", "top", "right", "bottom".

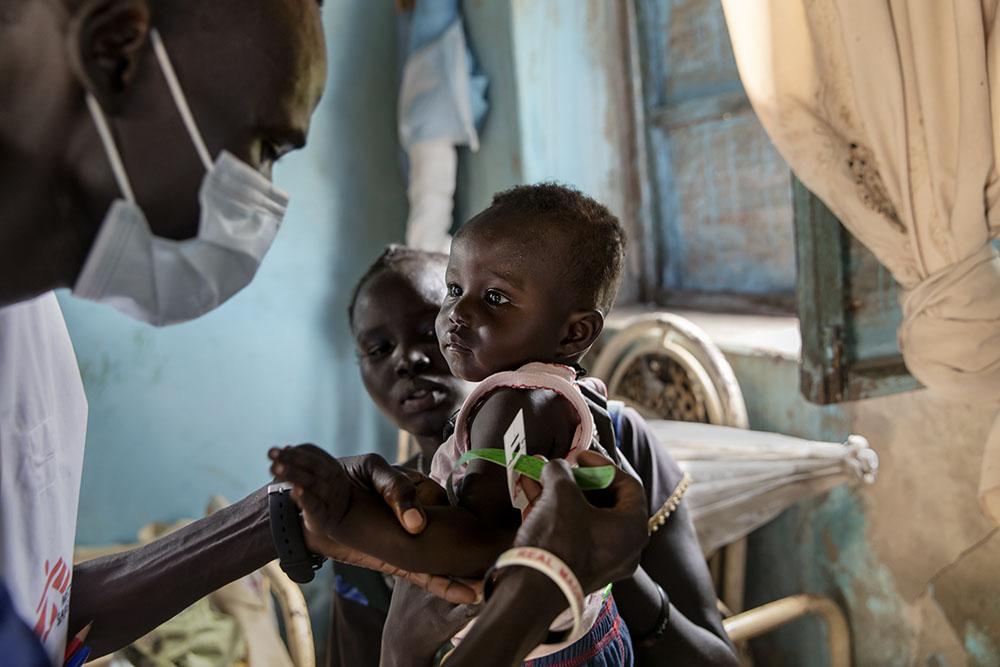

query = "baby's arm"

[
  {"left": 269, "top": 389, "right": 576, "bottom": 578},
  {"left": 457, "top": 387, "right": 578, "bottom": 529}
]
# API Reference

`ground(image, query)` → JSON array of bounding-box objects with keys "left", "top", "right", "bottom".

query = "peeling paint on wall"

[{"left": 729, "top": 352, "right": 999, "bottom": 665}]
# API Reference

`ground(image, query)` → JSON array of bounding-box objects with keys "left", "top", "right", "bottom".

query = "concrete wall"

[
  {"left": 729, "top": 352, "right": 1000, "bottom": 666},
  {"left": 63, "top": 0, "right": 407, "bottom": 546},
  {"left": 454, "top": 0, "right": 520, "bottom": 226},
  {"left": 458, "top": 0, "right": 647, "bottom": 302}
]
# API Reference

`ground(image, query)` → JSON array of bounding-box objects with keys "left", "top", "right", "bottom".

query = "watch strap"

[{"left": 268, "top": 483, "right": 324, "bottom": 583}]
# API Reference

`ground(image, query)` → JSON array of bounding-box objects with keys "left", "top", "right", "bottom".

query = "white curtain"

[{"left": 721, "top": 0, "right": 1000, "bottom": 520}]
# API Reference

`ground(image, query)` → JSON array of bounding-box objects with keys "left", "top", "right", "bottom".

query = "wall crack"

[{"left": 926, "top": 527, "right": 999, "bottom": 590}]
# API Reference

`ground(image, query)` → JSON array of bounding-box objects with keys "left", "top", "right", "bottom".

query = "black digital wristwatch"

[{"left": 268, "top": 482, "right": 325, "bottom": 583}]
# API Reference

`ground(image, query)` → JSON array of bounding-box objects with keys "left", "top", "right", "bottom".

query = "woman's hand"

[{"left": 516, "top": 450, "right": 649, "bottom": 593}]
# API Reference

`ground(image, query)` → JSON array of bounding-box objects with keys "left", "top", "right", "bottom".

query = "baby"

[
  {"left": 427, "top": 183, "right": 626, "bottom": 519},
  {"left": 277, "top": 183, "right": 633, "bottom": 663},
  {"left": 411, "top": 183, "right": 633, "bottom": 663}
]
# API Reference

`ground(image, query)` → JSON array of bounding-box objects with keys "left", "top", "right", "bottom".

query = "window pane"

[{"left": 638, "top": 0, "right": 795, "bottom": 302}]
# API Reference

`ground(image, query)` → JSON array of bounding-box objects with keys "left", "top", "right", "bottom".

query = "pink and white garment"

[
  {"left": 429, "top": 362, "right": 607, "bottom": 660},
  {"left": 429, "top": 362, "right": 595, "bottom": 489}
]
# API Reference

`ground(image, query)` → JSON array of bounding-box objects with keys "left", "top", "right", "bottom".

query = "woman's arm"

[
  {"left": 616, "top": 408, "right": 738, "bottom": 665},
  {"left": 632, "top": 495, "right": 738, "bottom": 665}
]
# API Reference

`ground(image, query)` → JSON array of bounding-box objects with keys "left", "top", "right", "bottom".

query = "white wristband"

[{"left": 491, "top": 547, "right": 585, "bottom": 642}]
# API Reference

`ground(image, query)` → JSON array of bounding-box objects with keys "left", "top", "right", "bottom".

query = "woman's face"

[{"left": 352, "top": 262, "right": 472, "bottom": 439}]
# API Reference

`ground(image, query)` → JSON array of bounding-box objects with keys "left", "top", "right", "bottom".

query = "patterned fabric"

[{"left": 523, "top": 596, "right": 633, "bottom": 667}]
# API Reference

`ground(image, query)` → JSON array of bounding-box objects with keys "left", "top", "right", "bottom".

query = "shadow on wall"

[{"left": 63, "top": 0, "right": 407, "bottom": 548}]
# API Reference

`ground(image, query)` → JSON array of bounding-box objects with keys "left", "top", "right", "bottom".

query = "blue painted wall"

[
  {"left": 458, "top": 0, "right": 646, "bottom": 302},
  {"left": 63, "top": 0, "right": 407, "bottom": 547},
  {"left": 455, "top": 0, "right": 520, "bottom": 225}
]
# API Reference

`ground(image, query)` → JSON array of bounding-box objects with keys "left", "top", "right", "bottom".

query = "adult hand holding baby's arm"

[
  {"left": 268, "top": 444, "right": 480, "bottom": 604},
  {"left": 269, "top": 444, "right": 430, "bottom": 534},
  {"left": 517, "top": 450, "right": 649, "bottom": 590},
  {"left": 271, "top": 443, "right": 514, "bottom": 578}
]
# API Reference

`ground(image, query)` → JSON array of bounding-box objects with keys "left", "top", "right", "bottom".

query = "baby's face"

[
  {"left": 353, "top": 264, "right": 471, "bottom": 438},
  {"left": 436, "top": 227, "right": 571, "bottom": 382}
]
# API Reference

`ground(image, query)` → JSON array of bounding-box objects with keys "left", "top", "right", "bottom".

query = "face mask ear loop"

[
  {"left": 85, "top": 94, "right": 137, "bottom": 204},
  {"left": 149, "top": 29, "right": 213, "bottom": 172}
]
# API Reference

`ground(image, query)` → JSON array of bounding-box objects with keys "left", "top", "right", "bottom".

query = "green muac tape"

[{"left": 453, "top": 448, "right": 616, "bottom": 490}]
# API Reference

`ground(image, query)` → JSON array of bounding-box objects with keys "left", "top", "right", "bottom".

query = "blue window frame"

[{"left": 633, "top": 0, "right": 919, "bottom": 403}]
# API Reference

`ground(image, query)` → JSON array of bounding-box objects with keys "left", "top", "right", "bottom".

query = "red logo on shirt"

[{"left": 33, "top": 557, "right": 71, "bottom": 642}]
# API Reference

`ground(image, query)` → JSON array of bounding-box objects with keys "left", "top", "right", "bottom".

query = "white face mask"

[{"left": 73, "top": 29, "right": 289, "bottom": 326}]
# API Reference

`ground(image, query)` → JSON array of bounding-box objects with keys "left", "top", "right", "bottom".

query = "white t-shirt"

[{"left": 0, "top": 292, "right": 88, "bottom": 664}]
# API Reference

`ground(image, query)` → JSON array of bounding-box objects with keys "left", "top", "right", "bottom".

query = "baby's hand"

[
  {"left": 268, "top": 444, "right": 431, "bottom": 536},
  {"left": 269, "top": 444, "right": 352, "bottom": 535}
]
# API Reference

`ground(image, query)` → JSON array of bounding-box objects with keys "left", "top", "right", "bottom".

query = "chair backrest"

[{"left": 591, "top": 314, "right": 748, "bottom": 429}]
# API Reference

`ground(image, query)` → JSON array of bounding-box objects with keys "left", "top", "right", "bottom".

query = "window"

[
  {"left": 793, "top": 178, "right": 921, "bottom": 403},
  {"left": 633, "top": 0, "right": 795, "bottom": 313},
  {"left": 632, "top": 0, "right": 918, "bottom": 402}
]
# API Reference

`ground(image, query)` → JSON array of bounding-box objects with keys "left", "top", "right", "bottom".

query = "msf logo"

[{"left": 33, "top": 557, "right": 71, "bottom": 642}]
